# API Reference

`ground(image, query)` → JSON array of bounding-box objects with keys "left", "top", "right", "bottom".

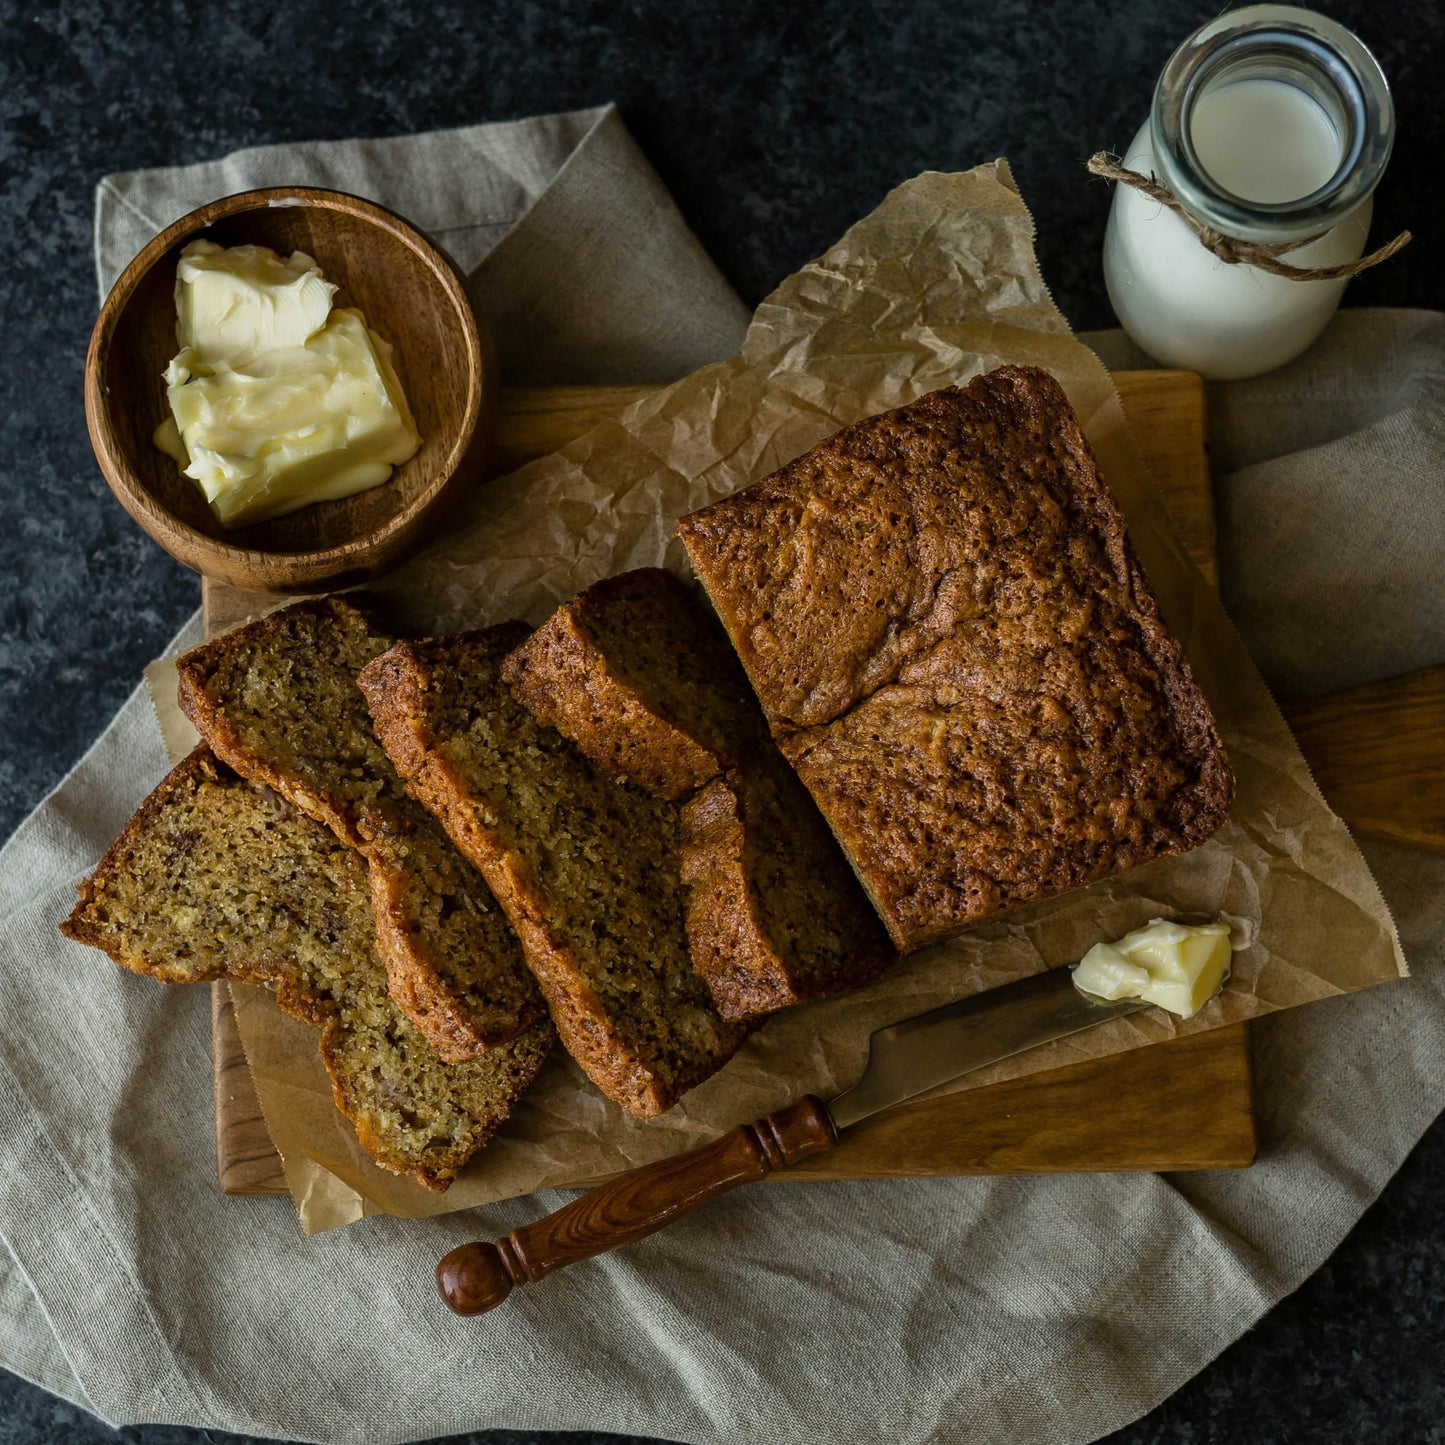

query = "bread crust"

[{"left": 678, "top": 367, "right": 1235, "bottom": 952}]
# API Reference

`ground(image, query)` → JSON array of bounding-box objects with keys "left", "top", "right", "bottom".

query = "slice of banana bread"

[
  {"left": 677, "top": 367, "right": 1234, "bottom": 952},
  {"left": 358, "top": 626, "right": 751, "bottom": 1117},
  {"left": 502, "top": 569, "right": 763, "bottom": 801},
  {"left": 677, "top": 762, "right": 897, "bottom": 1018},
  {"left": 175, "top": 596, "right": 543, "bottom": 1061},
  {"left": 61, "top": 749, "right": 554, "bottom": 1192},
  {"left": 503, "top": 569, "right": 897, "bottom": 1019}
]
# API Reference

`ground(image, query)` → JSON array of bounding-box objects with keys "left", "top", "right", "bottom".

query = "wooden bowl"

[{"left": 85, "top": 187, "right": 496, "bottom": 593}]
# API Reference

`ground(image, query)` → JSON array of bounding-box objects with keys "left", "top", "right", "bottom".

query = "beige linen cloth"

[{"left": 0, "top": 103, "right": 1440, "bottom": 1442}]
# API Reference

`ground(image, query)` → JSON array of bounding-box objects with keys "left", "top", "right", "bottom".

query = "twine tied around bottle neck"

[{"left": 1087, "top": 152, "right": 1411, "bottom": 281}]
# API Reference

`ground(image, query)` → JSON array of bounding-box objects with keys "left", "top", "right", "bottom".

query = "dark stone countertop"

[{"left": 1, "top": 1, "right": 1441, "bottom": 1441}]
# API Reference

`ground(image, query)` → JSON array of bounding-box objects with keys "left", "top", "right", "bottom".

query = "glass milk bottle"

[{"left": 1103, "top": 5, "right": 1395, "bottom": 380}]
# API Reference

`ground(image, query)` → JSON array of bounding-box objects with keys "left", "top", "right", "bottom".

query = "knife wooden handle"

[{"left": 437, "top": 1095, "right": 837, "bottom": 1315}]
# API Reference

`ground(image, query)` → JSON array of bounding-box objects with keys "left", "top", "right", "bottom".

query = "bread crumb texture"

[
  {"left": 61, "top": 749, "right": 553, "bottom": 1191},
  {"left": 360, "top": 626, "right": 751, "bottom": 1116},
  {"left": 175, "top": 596, "right": 543, "bottom": 1059}
]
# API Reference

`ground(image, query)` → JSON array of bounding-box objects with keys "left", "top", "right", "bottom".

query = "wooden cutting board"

[{"left": 204, "top": 369, "right": 1243, "bottom": 1196}]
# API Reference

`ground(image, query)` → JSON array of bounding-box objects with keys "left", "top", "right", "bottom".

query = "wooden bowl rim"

[{"left": 84, "top": 185, "right": 485, "bottom": 574}]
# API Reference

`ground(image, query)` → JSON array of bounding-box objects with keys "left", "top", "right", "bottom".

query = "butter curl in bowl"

[
  {"left": 154, "top": 239, "right": 421, "bottom": 530},
  {"left": 85, "top": 187, "right": 496, "bottom": 594}
]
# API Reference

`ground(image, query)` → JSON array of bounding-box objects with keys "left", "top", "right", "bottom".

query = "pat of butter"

[
  {"left": 1072, "top": 918, "right": 1232, "bottom": 1019},
  {"left": 174, "top": 240, "right": 337, "bottom": 365},
  {"left": 154, "top": 240, "right": 420, "bottom": 529}
]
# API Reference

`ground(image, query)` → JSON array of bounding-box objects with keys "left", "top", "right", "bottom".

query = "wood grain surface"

[
  {"left": 207, "top": 368, "right": 1257, "bottom": 1198},
  {"left": 1284, "top": 663, "right": 1445, "bottom": 856}
]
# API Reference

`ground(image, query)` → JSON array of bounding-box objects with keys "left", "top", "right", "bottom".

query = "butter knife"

[{"left": 437, "top": 967, "right": 1148, "bottom": 1314}]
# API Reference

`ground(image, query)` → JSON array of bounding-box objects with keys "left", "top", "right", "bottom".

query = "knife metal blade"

[{"left": 826, "top": 966, "right": 1150, "bottom": 1131}]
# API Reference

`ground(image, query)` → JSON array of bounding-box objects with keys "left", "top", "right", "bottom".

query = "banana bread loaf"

[
  {"left": 676, "top": 366, "right": 1234, "bottom": 953},
  {"left": 358, "top": 625, "right": 751, "bottom": 1117},
  {"left": 503, "top": 569, "right": 897, "bottom": 1019},
  {"left": 175, "top": 597, "right": 543, "bottom": 1061},
  {"left": 61, "top": 749, "right": 554, "bottom": 1192}
]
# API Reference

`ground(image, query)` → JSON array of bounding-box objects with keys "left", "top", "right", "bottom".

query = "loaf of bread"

[
  {"left": 676, "top": 366, "right": 1234, "bottom": 953},
  {"left": 61, "top": 749, "right": 554, "bottom": 1191},
  {"left": 358, "top": 625, "right": 751, "bottom": 1117},
  {"left": 503, "top": 569, "right": 897, "bottom": 1019},
  {"left": 175, "top": 596, "right": 543, "bottom": 1061}
]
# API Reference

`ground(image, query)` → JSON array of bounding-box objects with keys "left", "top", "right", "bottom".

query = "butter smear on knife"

[
  {"left": 1072, "top": 918, "right": 1232, "bottom": 1019},
  {"left": 154, "top": 240, "right": 420, "bottom": 528}
]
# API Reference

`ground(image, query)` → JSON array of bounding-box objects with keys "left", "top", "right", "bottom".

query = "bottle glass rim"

[{"left": 1150, "top": 4, "right": 1393, "bottom": 245}]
